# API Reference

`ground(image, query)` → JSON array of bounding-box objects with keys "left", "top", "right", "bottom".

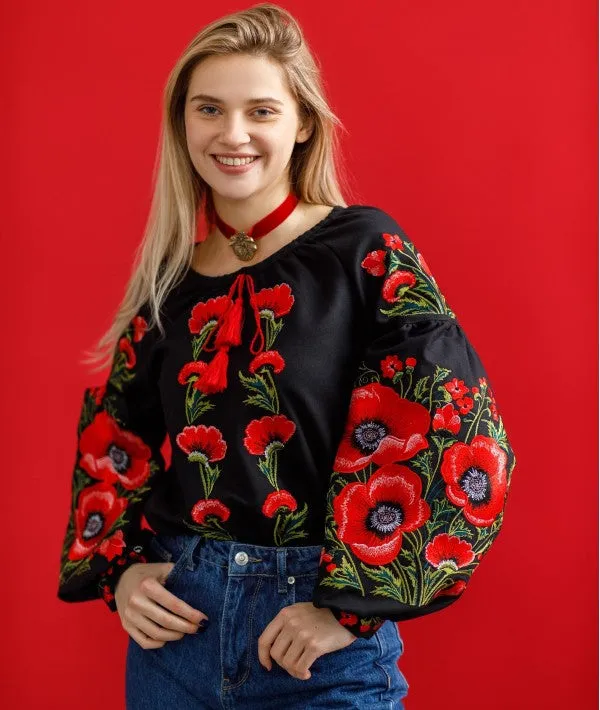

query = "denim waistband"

[{"left": 152, "top": 533, "right": 324, "bottom": 582}]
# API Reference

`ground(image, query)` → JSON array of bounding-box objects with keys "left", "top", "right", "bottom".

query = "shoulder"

[{"left": 317, "top": 204, "right": 413, "bottom": 265}]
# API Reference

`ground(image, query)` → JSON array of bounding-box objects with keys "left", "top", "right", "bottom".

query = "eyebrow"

[{"left": 188, "top": 93, "right": 285, "bottom": 107}]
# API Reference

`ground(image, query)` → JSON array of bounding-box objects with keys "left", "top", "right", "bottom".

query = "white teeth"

[{"left": 214, "top": 155, "right": 258, "bottom": 166}]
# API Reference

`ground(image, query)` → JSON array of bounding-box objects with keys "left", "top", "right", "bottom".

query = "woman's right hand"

[{"left": 114, "top": 562, "right": 209, "bottom": 649}]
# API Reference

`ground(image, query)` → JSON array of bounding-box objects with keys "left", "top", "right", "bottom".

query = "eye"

[
  {"left": 197, "top": 105, "right": 219, "bottom": 116},
  {"left": 253, "top": 108, "right": 274, "bottom": 118}
]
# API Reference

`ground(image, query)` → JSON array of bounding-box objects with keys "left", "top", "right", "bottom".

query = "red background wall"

[{"left": 2, "top": 1, "right": 597, "bottom": 708}]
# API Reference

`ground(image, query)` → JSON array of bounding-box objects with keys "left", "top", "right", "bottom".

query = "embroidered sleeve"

[
  {"left": 57, "top": 303, "right": 167, "bottom": 612},
  {"left": 311, "top": 218, "right": 517, "bottom": 639}
]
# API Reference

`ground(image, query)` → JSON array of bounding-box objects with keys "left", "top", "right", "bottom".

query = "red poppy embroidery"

[
  {"left": 251, "top": 284, "right": 294, "bottom": 317},
  {"left": 424, "top": 533, "right": 475, "bottom": 570},
  {"left": 177, "top": 360, "right": 208, "bottom": 385},
  {"left": 433, "top": 579, "right": 468, "bottom": 598},
  {"left": 334, "top": 383, "right": 430, "bottom": 472},
  {"left": 188, "top": 295, "right": 231, "bottom": 334},
  {"left": 79, "top": 410, "right": 152, "bottom": 490},
  {"left": 262, "top": 490, "right": 298, "bottom": 517},
  {"left": 249, "top": 350, "right": 285, "bottom": 374},
  {"left": 333, "top": 463, "right": 430, "bottom": 565},
  {"left": 131, "top": 315, "right": 148, "bottom": 343},
  {"left": 243, "top": 415, "right": 296, "bottom": 456},
  {"left": 432, "top": 403, "right": 462, "bottom": 435},
  {"left": 441, "top": 434, "right": 508, "bottom": 526},
  {"left": 381, "top": 355, "right": 403, "bottom": 379},
  {"left": 68, "top": 482, "right": 129, "bottom": 560},
  {"left": 190, "top": 498, "right": 231, "bottom": 524},
  {"left": 118, "top": 338, "right": 136, "bottom": 368},
  {"left": 361, "top": 250, "right": 387, "bottom": 276},
  {"left": 176, "top": 425, "right": 227, "bottom": 463}
]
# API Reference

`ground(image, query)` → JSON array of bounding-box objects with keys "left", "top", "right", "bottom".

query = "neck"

[{"left": 210, "top": 186, "right": 294, "bottom": 233}]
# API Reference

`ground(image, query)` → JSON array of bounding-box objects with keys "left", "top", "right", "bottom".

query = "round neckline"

[{"left": 182, "top": 204, "right": 348, "bottom": 289}]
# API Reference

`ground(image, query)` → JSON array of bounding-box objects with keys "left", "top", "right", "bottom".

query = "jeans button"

[
  {"left": 287, "top": 576, "right": 295, "bottom": 584},
  {"left": 234, "top": 551, "right": 249, "bottom": 565}
]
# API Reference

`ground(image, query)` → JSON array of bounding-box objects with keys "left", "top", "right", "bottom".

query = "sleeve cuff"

[
  {"left": 98, "top": 545, "right": 149, "bottom": 612},
  {"left": 329, "top": 607, "right": 386, "bottom": 639}
]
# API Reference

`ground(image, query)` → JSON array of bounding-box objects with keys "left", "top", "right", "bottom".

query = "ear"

[{"left": 296, "top": 112, "right": 314, "bottom": 144}]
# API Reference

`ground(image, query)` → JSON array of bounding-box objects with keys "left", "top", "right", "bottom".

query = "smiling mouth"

[{"left": 212, "top": 155, "right": 261, "bottom": 166}]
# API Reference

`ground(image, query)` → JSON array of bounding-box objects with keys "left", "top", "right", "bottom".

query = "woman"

[{"left": 57, "top": 4, "right": 517, "bottom": 708}]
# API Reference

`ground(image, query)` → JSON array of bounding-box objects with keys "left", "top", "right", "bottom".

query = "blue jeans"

[{"left": 125, "top": 534, "right": 410, "bottom": 709}]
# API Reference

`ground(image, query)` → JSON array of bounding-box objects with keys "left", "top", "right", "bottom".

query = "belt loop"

[
  {"left": 276, "top": 548, "right": 287, "bottom": 594},
  {"left": 183, "top": 535, "right": 204, "bottom": 571}
]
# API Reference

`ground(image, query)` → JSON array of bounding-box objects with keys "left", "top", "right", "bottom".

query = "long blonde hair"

[{"left": 82, "top": 2, "right": 357, "bottom": 373}]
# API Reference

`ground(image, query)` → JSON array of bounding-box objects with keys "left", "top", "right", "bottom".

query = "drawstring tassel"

[
  {"left": 215, "top": 294, "right": 244, "bottom": 348},
  {"left": 195, "top": 347, "right": 230, "bottom": 394}
]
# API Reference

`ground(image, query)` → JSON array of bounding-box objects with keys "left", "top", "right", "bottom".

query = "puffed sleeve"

[
  {"left": 311, "top": 212, "right": 517, "bottom": 639},
  {"left": 57, "top": 302, "right": 167, "bottom": 612}
]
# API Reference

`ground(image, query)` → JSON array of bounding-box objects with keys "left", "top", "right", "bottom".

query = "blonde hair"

[{"left": 82, "top": 2, "right": 357, "bottom": 373}]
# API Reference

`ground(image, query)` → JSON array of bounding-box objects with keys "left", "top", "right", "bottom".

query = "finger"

[
  {"left": 141, "top": 576, "right": 208, "bottom": 629},
  {"left": 270, "top": 630, "right": 295, "bottom": 672},
  {"left": 293, "top": 642, "right": 320, "bottom": 679},
  {"left": 257, "top": 614, "right": 284, "bottom": 670},
  {"left": 125, "top": 622, "right": 165, "bottom": 650},
  {"left": 127, "top": 607, "right": 186, "bottom": 642}
]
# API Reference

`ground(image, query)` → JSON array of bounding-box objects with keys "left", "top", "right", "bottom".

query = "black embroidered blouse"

[{"left": 57, "top": 204, "right": 517, "bottom": 639}]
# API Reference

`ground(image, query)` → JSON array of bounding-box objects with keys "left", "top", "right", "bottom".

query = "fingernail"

[{"left": 196, "top": 619, "right": 209, "bottom": 632}]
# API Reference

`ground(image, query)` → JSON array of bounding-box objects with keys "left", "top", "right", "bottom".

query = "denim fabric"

[{"left": 125, "top": 534, "right": 409, "bottom": 709}]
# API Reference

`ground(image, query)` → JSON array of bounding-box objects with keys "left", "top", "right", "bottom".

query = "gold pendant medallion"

[{"left": 229, "top": 232, "right": 258, "bottom": 262}]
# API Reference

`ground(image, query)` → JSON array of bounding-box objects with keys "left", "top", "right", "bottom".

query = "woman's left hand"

[{"left": 257, "top": 602, "right": 356, "bottom": 680}]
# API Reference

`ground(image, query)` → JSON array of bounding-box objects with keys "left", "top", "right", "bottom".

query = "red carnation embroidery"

[
  {"left": 383, "top": 233, "right": 404, "bottom": 250},
  {"left": 433, "top": 579, "right": 468, "bottom": 598},
  {"left": 118, "top": 338, "right": 136, "bottom": 368},
  {"left": 361, "top": 250, "right": 387, "bottom": 277},
  {"left": 68, "top": 483, "right": 128, "bottom": 560},
  {"left": 441, "top": 434, "right": 508, "bottom": 527},
  {"left": 262, "top": 490, "right": 298, "bottom": 518},
  {"left": 424, "top": 533, "right": 475, "bottom": 571},
  {"left": 176, "top": 425, "right": 227, "bottom": 463},
  {"left": 79, "top": 410, "right": 152, "bottom": 490},
  {"left": 334, "top": 383, "right": 430, "bottom": 472},
  {"left": 432, "top": 403, "right": 462, "bottom": 435},
  {"left": 382, "top": 271, "right": 417, "bottom": 303},
  {"left": 243, "top": 415, "right": 296, "bottom": 456},
  {"left": 251, "top": 284, "right": 294, "bottom": 317},
  {"left": 131, "top": 315, "right": 148, "bottom": 342},
  {"left": 177, "top": 361, "right": 208, "bottom": 385},
  {"left": 188, "top": 295, "right": 231, "bottom": 334},
  {"left": 333, "top": 463, "right": 430, "bottom": 565},
  {"left": 190, "top": 498, "right": 231, "bottom": 524},
  {"left": 249, "top": 350, "right": 285, "bottom": 374}
]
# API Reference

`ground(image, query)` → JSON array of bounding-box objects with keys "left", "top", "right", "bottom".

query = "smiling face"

[{"left": 184, "top": 53, "right": 313, "bottom": 206}]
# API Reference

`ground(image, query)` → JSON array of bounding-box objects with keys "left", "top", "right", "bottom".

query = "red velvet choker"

[{"left": 213, "top": 191, "right": 300, "bottom": 262}]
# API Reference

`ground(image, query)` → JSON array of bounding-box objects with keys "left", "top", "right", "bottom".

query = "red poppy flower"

[
  {"left": 262, "top": 489, "right": 298, "bottom": 518},
  {"left": 96, "top": 529, "right": 127, "bottom": 562},
  {"left": 432, "top": 403, "right": 462, "bottom": 435},
  {"left": 444, "top": 378, "right": 469, "bottom": 400},
  {"left": 424, "top": 533, "right": 475, "bottom": 571},
  {"left": 382, "top": 233, "right": 404, "bottom": 250},
  {"left": 190, "top": 498, "right": 231, "bottom": 524},
  {"left": 68, "top": 483, "right": 128, "bottom": 560},
  {"left": 333, "top": 463, "right": 430, "bottom": 565},
  {"left": 177, "top": 361, "right": 209, "bottom": 385},
  {"left": 249, "top": 350, "right": 285, "bottom": 374},
  {"left": 433, "top": 579, "right": 468, "bottom": 599},
  {"left": 90, "top": 384, "right": 106, "bottom": 406},
  {"left": 361, "top": 250, "right": 387, "bottom": 276},
  {"left": 79, "top": 411, "right": 152, "bottom": 490},
  {"left": 334, "top": 383, "right": 430, "bottom": 473},
  {"left": 188, "top": 295, "right": 231, "bottom": 334},
  {"left": 251, "top": 283, "right": 294, "bottom": 317},
  {"left": 382, "top": 271, "right": 417, "bottom": 303},
  {"left": 131, "top": 315, "right": 148, "bottom": 343},
  {"left": 118, "top": 338, "right": 136, "bottom": 368},
  {"left": 441, "top": 434, "right": 508, "bottom": 526},
  {"left": 243, "top": 415, "right": 296, "bottom": 455},
  {"left": 176, "top": 425, "right": 227, "bottom": 463}
]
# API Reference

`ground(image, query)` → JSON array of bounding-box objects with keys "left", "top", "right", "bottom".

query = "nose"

[{"left": 219, "top": 112, "right": 251, "bottom": 146}]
